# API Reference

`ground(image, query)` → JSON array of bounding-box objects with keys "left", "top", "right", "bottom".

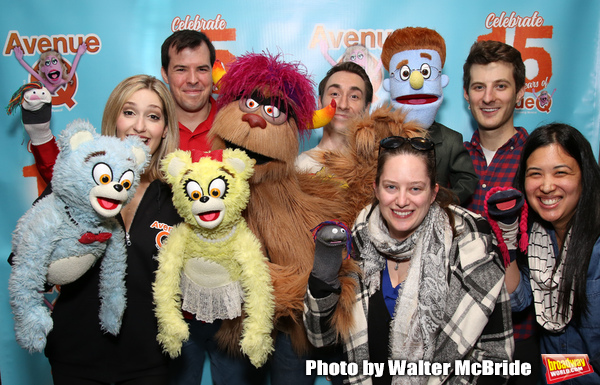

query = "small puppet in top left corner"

[
  {"left": 7, "top": 81, "right": 54, "bottom": 149},
  {"left": 13, "top": 42, "right": 87, "bottom": 95}
]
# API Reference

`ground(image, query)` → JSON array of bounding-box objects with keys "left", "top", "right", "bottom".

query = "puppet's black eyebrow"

[{"left": 84, "top": 151, "right": 106, "bottom": 162}]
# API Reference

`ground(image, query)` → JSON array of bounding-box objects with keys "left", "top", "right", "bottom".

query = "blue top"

[
  {"left": 511, "top": 232, "right": 600, "bottom": 384},
  {"left": 382, "top": 261, "right": 403, "bottom": 318}
]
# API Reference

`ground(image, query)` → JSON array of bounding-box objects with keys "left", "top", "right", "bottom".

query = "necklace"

[{"left": 394, "top": 261, "right": 399, "bottom": 270}]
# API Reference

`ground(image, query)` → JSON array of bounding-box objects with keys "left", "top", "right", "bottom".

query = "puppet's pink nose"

[{"left": 242, "top": 113, "right": 267, "bottom": 129}]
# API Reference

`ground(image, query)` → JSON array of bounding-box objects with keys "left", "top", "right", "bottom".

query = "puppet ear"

[
  {"left": 441, "top": 74, "right": 449, "bottom": 88},
  {"left": 383, "top": 78, "right": 390, "bottom": 92},
  {"left": 131, "top": 146, "right": 149, "bottom": 168},
  {"left": 162, "top": 150, "right": 191, "bottom": 183},
  {"left": 222, "top": 148, "right": 255, "bottom": 180},
  {"left": 69, "top": 130, "right": 94, "bottom": 151}
]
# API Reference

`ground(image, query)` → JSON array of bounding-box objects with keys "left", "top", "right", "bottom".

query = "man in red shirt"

[{"left": 160, "top": 30, "right": 217, "bottom": 152}]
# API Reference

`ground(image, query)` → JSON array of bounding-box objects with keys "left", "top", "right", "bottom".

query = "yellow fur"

[{"left": 153, "top": 149, "right": 274, "bottom": 367}]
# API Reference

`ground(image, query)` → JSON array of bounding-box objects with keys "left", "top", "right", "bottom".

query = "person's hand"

[{"left": 311, "top": 222, "right": 349, "bottom": 289}]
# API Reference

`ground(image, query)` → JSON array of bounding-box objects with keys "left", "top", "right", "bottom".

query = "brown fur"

[
  {"left": 307, "top": 104, "right": 427, "bottom": 227},
  {"left": 209, "top": 94, "right": 358, "bottom": 355}
]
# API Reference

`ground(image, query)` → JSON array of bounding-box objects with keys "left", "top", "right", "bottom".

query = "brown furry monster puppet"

[
  {"left": 303, "top": 105, "right": 426, "bottom": 229},
  {"left": 208, "top": 52, "right": 358, "bottom": 356}
]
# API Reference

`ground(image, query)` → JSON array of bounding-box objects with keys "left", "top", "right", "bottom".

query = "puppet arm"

[
  {"left": 235, "top": 226, "right": 275, "bottom": 368},
  {"left": 153, "top": 226, "right": 190, "bottom": 357},
  {"left": 9, "top": 202, "right": 61, "bottom": 352},
  {"left": 97, "top": 225, "right": 128, "bottom": 335},
  {"left": 13, "top": 47, "right": 45, "bottom": 83},
  {"left": 320, "top": 40, "right": 337, "bottom": 66},
  {"left": 65, "top": 43, "right": 87, "bottom": 83}
]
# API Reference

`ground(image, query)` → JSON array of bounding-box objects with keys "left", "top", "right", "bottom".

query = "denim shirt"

[{"left": 510, "top": 232, "right": 600, "bottom": 384}]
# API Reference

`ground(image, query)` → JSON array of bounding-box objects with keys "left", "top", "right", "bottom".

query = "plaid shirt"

[
  {"left": 464, "top": 126, "right": 535, "bottom": 341},
  {"left": 304, "top": 206, "right": 514, "bottom": 385},
  {"left": 463, "top": 127, "right": 528, "bottom": 215}
]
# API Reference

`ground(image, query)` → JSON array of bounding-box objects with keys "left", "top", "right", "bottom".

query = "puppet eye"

[
  {"left": 261, "top": 105, "right": 288, "bottom": 125},
  {"left": 420, "top": 63, "right": 432, "bottom": 79},
  {"left": 208, "top": 177, "right": 227, "bottom": 198},
  {"left": 245, "top": 98, "right": 260, "bottom": 110},
  {"left": 44, "top": 60, "right": 51, "bottom": 67},
  {"left": 350, "top": 55, "right": 356, "bottom": 61},
  {"left": 185, "top": 180, "right": 203, "bottom": 201},
  {"left": 357, "top": 53, "right": 364, "bottom": 60},
  {"left": 93, "top": 163, "right": 113, "bottom": 185},
  {"left": 400, "top": 65, "right": 411, "bottom": 81},
  {"left": 263, "top": 105, "right": 281, "bottom": 118},
  {"left": 119, "top": 170, "right": 135, "bottom": 190}
]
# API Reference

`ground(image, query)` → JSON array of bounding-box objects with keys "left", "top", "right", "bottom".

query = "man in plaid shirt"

[{"left": 462, "top": 40, "right": 538, "bottom": 384}]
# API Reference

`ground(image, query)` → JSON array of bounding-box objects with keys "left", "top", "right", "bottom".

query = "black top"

[{"left": 45, "top": 180, "right": 182, "bottom": 382}]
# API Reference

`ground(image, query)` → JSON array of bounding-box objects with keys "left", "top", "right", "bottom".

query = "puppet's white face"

[
  {"left": 383, "top": 49, "right": 448, "bottom": 128},
  {"left": 23, "top": 87, "right": 52, "bottom": 111}
]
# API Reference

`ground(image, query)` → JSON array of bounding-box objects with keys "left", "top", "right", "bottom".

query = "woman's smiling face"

[
  {"left": 525, "top": 143, "right": 582, "bottom": 232},
  {"left": 374, "top": 153, "right": 438, "bottom": 241}
]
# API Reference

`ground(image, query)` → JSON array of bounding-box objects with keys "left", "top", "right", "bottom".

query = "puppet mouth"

[
  {"left": 395, "top": 94, "right": 438, "bottom": 105},
  {"left": 48, "top": 71, "right": 61, "bottom": 81},
  {"left": 97, "top": 197, "right": 121, "bottom": 210},
  {"left": 198, "top": 211, "right": 221, "bottom": 222},
  {"left": 224, "top": 140, "right": 274, "bottom": 165}
]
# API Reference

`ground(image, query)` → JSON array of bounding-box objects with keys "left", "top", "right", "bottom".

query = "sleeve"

[
  {"left": 510, "top": 267, "right": 533, "bottom": 312},
  {"left": 303, "top": 278, "right": 341, "bottom": 348},
  {"left": 31, "top": 138, "right": 59, "bottom": 184},
  {"left": 447, "top": 132, "right": 479, "bottom": 206}
]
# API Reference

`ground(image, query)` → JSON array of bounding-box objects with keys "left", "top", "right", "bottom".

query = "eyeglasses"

[
  {"left": 379, "top": 136, "right": 434, "bottom": 155},
  {"left": 390, "top": 64, "right": 442, "bottom": 82}
]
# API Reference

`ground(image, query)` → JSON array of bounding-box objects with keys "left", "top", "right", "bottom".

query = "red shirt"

[{"left": 178, "top": 97, "right": 216, "bottom": 152}]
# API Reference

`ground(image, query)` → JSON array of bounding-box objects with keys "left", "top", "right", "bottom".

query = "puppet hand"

[
  {"left": 311, "top": 223, "right": 347, "bottom": 289},
  {"left": 14, "top": 46, "right": 24, "bottom": 60},
  {"left": 486, "top": 188, "right": 526, "bottom": 258},
  {"left": 77, "top": 43, "right": 87, "bottom": 55},
  {"left": 15, "top": 305, "right": 53, "bottom": 353},
  {"left": 157, "top": 318, "right": 189, "bottom": 358}
]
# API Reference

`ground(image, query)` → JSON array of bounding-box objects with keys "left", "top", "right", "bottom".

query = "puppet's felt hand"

[
  {"left": 311, "top": 223, "right": 348, "bottom": 289},
  {"left": 157, "top": 318, "right": 190, "bottom": 358},
  {"left": 14, "top": 46, "right": 24, "bottom": 60},
  {"left": 240, "top": 330, "right": 273, "bottom": 368},
  {"left": 77, "top": 43, "right": 87, "bottom": 55},
  {"left": 15, "top": 305, "right": 53, "bottom": 353}
]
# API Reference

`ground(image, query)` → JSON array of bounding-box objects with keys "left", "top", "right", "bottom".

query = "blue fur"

[{"left": 9, "top": 120, "right": 149, "bottom": 352}]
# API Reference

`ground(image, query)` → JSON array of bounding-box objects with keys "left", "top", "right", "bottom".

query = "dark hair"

[
  {"left": 514, "top": 123, "right": 600, "bottom": 322},
  {"left": 318, "top": 62, "right": 374, "bottom": 106},
  {"left": 375, "top": 140, "right": 456, "bottom": 213},
  {"left": 463, "top": 40, "right": 525, "bottom": 92},
  {"left": 161, "top": 30, "right": 216, "bottom": 71}
]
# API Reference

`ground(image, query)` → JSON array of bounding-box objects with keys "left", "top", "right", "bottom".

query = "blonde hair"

[{"left": 101, "top": 75, "right": 179, "bottom": 182}]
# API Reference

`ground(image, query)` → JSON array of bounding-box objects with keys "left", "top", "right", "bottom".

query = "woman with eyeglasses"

[{"left": 304, "top": 130, "right": 513, "bottom": 385}]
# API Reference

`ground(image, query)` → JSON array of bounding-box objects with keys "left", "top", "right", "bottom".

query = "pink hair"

[{"left": 216, "top": 52, "right": 316, "bottom": 137}]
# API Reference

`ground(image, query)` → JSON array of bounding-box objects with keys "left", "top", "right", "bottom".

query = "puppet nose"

[
  {"left": 242, "top": 113, "right": 267, "bottom": 129},
  {"left": 200, "top": 196, "right": 209, "bottom": 203},
  {"left": 114, "top": 184, "right": 123, "bottom": 192},
  {"left": 409, "top": 71, "right": 424, "bottom": 90}
]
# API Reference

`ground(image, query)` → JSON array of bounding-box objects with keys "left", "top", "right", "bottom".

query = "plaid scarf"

[{"left": 354, "top": 203, "right": 452, "bottom": 384}]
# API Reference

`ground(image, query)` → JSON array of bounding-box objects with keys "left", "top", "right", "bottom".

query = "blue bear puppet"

[{"left": 9, "top": 120, "right": 150, "bottom": 352}]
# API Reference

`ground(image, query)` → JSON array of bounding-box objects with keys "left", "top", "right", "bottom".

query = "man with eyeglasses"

[{"left": 381, "top": 27, "right": 478, "bottom": 206}]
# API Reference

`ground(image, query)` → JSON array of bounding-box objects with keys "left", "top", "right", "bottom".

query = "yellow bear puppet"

[{"left": 153, "top": 148, "right": 274, "bottom": 368}]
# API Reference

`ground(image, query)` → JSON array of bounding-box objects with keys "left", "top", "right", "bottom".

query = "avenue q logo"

[{"left": 542, "top": 354, "right": 594, "bottom": 383}]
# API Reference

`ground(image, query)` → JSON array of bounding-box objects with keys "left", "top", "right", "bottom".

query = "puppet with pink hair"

[{"left": 208, "top": 52, "right": 358, "bottom": 374}]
